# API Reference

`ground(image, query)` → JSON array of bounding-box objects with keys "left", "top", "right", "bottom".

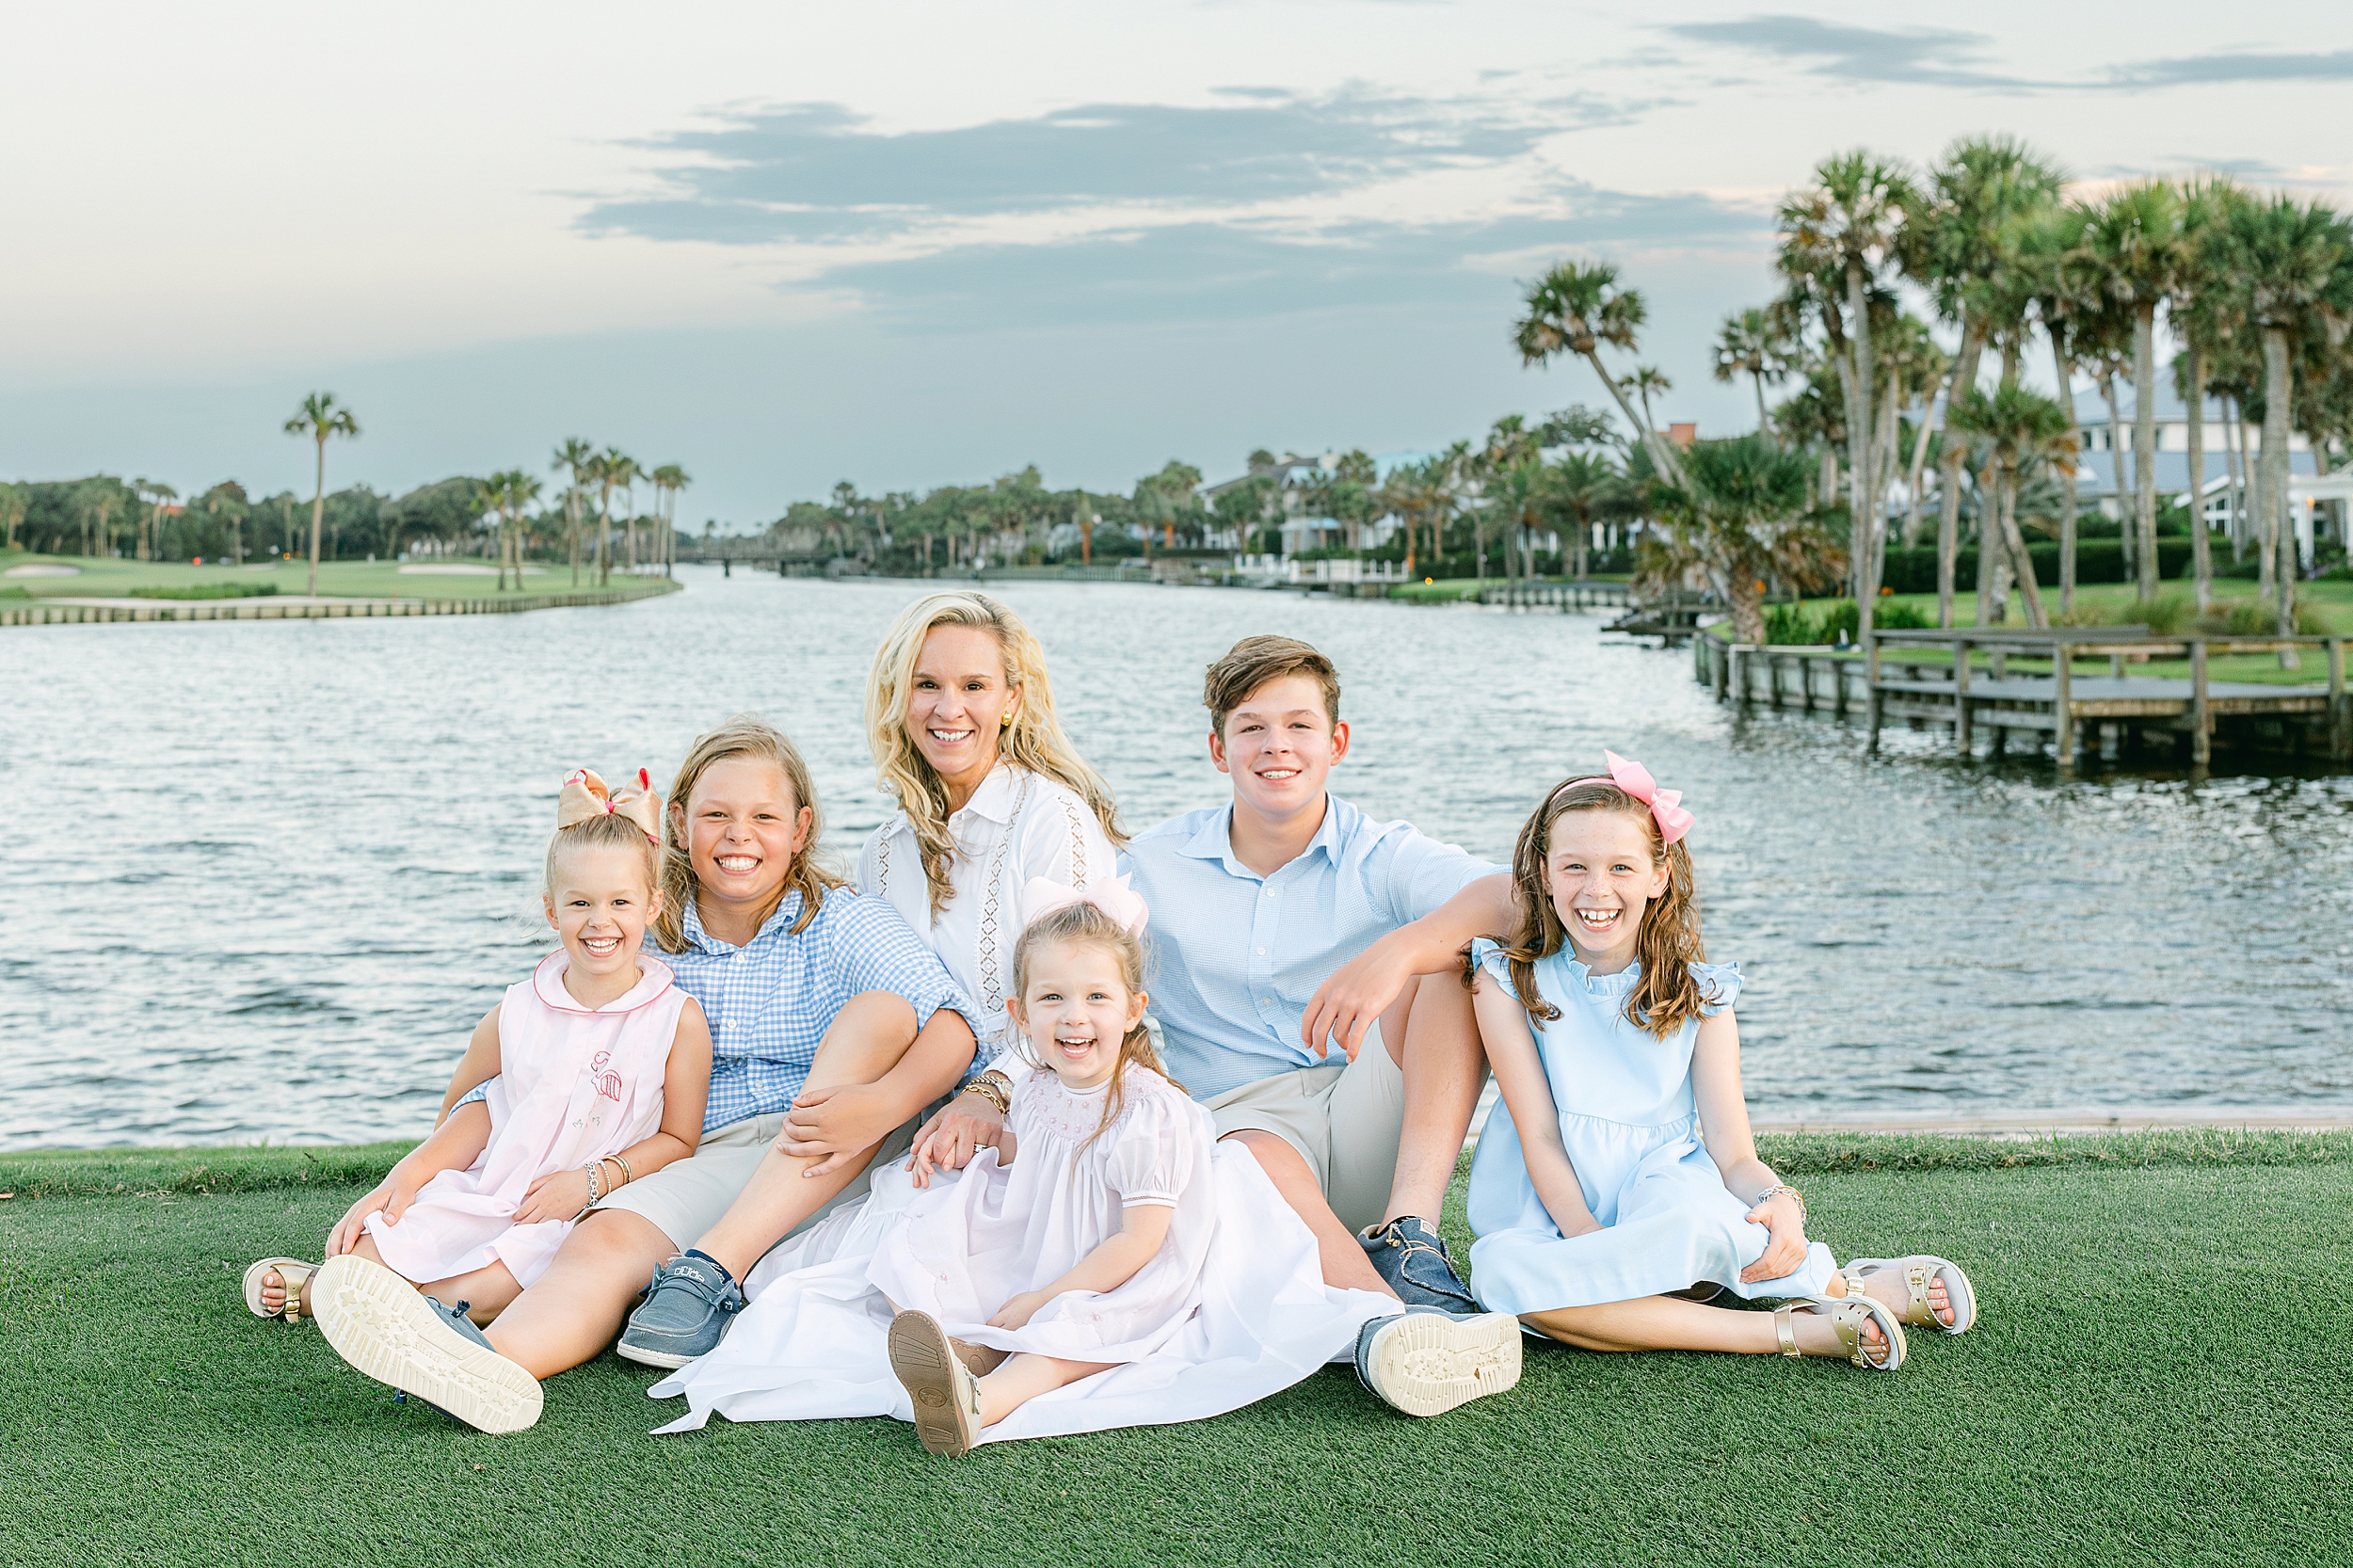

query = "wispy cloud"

[
  {"left": 2099, "top": 50, "right": 2353, "bottom": 88},
  {"left": 581, "top": 89, "right": 1641, "bottom": 247},
  {"left": 1657, "top": 15, "right": 2035, "bottom": 89}
]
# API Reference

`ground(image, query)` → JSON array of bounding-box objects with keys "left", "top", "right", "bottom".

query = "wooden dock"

[
  {"left": 1475, "top": 580, "right": 1635, "bottom": 611},
  {"left": 1693, "top": 625, "right": 2351, "bottom": 772},
  {"left": 0, "top": 584, "right": 673, "bottom": 628}
]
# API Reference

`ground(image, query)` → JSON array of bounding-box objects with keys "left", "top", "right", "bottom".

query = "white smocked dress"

[
  {"left": 366, "top": 953, "right": 685, "bottom": 1290},
  {"left": 1465, "top": 944, "right": 1836, "bottom": 1315},
  {"left": 648, "top": 1065, "right": 1396, "bottom": 1444}
]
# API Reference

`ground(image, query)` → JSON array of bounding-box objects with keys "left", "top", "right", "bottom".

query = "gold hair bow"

[{"left": 557, "top": 768, "right": 664, "bottom": 843}]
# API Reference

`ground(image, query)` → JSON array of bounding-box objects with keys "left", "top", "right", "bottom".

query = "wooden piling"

[
  {"left": 2330, "top": 637, "right": 2349, "bottom": 761},
  {"left": 2053, "top": 643, "right": 2073, "bottom": 777},
  {"left": 2190, "top": 639, "right": 2212, "bottom": 768},
  {"left": 1953, "top": 637, "right": 1972, "bottom": 754}
]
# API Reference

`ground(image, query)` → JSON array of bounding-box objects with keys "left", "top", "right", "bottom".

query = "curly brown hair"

[{"left": 1499, "top": 776, "right": 1708, "bottom": 1040}]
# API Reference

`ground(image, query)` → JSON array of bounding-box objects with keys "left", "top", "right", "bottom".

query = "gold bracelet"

[
  {"left": 606, "top": 1154, "right": 633, "bottom": 1188},
  {"left": 961, "top": 1074, "right": 1012, "bottom": 1116}
]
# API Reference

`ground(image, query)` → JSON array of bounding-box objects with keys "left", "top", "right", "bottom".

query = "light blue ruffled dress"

[{"left": 1465, "top": 942, "right": 1836, "bottom": 1316}]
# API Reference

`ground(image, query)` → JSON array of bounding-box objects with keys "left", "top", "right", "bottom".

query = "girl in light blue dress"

[{"left": 1465, "top": 753, "right": 1977, "bottom": 1370}]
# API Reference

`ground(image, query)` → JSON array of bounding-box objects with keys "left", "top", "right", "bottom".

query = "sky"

[{"left": 3, "top": 1, "right": 2349, "bottom": 526}]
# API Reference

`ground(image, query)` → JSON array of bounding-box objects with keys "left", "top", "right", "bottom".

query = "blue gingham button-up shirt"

[
  {"left": 458, "top": 886, "right": 983, "bottom": 1133},
  {"left": 1121, "top": 795, "right": 1497, "bottom": 1099},
  {"left": 673, "top": 888, "right": 984, "bottom": 1132}
]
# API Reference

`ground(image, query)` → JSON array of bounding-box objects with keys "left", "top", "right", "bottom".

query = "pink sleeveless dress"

[{"left": 366, "top": 953, "right": 688, "bottom": 1289}]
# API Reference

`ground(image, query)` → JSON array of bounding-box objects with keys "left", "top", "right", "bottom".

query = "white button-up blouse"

[{"left": 855, "top": 762, "right": 1116, "bottom": 1050}]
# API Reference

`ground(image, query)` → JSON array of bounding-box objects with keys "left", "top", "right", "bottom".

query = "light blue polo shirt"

[{"left": 1123, "top": 795, "right": 1498, "bottom": 1099}]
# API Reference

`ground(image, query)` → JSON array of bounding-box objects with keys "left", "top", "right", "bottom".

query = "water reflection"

[{"left": 3, "top": 568, "right": 2346, "bottom": 1148}]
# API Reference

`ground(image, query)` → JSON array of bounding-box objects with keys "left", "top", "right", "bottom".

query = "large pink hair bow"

[
  {"left": 1021, "top": 873, "right": 1149, "bottom": 936},
  {"left": 557, "top": 767, "right": 664, "bottom": 843},
  {"left": 1568, "top": 750, "right": 1693, "bottom": 845}
]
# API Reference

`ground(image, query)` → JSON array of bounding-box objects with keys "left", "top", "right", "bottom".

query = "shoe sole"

[
  {"left": 312, "top": 1255, "right": 543, "bottom": 1434},
  {"left": 613, "top": 1337, "right": 701, "bottom": 1370},
  {"left": 1364, "top": 1312, "right": 1523, "bottom": 1418},
  {"left": 887, "top": 1311, "right": 977, "bottom": 1457}
]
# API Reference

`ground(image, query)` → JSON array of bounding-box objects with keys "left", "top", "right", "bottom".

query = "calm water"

[{"left": 4, "top": 569, "right": 2349, "bottom": 1149}]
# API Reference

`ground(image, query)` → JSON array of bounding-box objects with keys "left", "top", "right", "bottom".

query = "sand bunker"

[{"left": 5, "top": 563, "right": 81, "bottom": 578}]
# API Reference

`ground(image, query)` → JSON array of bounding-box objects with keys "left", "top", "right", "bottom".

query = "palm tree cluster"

[
  {"left": 760, "top": 411, "right": 1652, "bottom": 587},
  {"left": 1515, "top": 146, "right": 2353, "bottom": 643}
]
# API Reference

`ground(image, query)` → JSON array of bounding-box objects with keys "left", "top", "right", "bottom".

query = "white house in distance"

[{"left": 2070, "top": 383, "right": 2342, "bottom": 567}]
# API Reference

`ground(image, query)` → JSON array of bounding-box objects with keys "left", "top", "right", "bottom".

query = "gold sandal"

[
  {"left": 1773, "top": 1295, "right": 1907, "bottom": 1370},
  {"left": 1840, "top": 1256, "right": 1976, "bottom": 1336},
  {"left": 242, "top": 1257, "right": 320, "bottom": 1323}
]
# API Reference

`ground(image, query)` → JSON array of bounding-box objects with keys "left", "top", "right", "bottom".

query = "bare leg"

[
  {"left": 1523, "top": 1292, "right": 1890, "bottom": 1360},
  {"left": 694, "top": 990, "right": 920, "bottom": 1279},
  {"left": 1225, "top": 1129, "right": 1396, "bottom": 1298},
  {"left": 974, "top": 1352, "right": 1115, "bottom": 1429},
  {"left": 1380, "top": 972, "right": 1486, "bottom": 1227},
  {"left": 412, "top": 1258, "right": 524, "bottom": 1326},
  {"left": 483, "top": 1209, "right": 675, "bottom": 1378},
  {"left": 264, "top": 1234, "right": 392, "bottom": 1317}
]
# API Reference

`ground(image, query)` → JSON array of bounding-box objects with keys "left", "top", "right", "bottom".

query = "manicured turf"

[
  {"left": 0, "top": 548, "right": 678, "bottom": 603},
  {"left": 6, "top": 1141, "right": 2347, "bottom": 1566}
]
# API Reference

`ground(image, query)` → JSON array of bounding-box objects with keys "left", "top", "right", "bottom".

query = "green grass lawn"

[
  {"left": 0, "top": 548, "right": 679, "bottom": 603},
  {"left": 6, "top": 1133, "right": 2346, "bottom": 1566}
]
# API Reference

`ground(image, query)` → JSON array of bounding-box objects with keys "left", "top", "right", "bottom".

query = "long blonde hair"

[
  {"left": 865, "top": 592, "right": 1124, "bottom": 915},
  {"left": 1009, "top": 902, "right": 1176, "bottom": 1154},
  {"left": 653, "top": 715, "right": 844, "bottom": 952},
  {"left": 1500, "top": 778, "right": 1709, "bottom": 1040}
]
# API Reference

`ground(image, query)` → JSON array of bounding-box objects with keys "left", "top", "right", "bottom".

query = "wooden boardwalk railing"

[
  {"left": 1693, "top": 625, "right": 2352, "bottom": 771},
  {"left": 1, "top": 584, "right": 676, "bottom": 628}
]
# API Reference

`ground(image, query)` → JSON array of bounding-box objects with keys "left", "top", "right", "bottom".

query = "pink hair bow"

[
  {"left": 557, "top": 767, "right": 664, "bottom": 843},
  {"left": 1570, "top": 750, "right": 1693, "bottom": 845},
  {"left": 1021, "top": 873, "right": 1149, "bottom": 936}
]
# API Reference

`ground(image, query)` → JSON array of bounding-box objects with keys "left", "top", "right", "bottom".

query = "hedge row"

[{"left": 1881, "top": 539, "right": 2194, "bottom": 594}]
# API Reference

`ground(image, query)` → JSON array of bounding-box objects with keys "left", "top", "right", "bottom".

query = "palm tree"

[
  {"left": 1712, "top": 307, "right": 1791, "bottom": 434},
  {"left": 0, "top": 482, "right": 25, "bottom": 552},
  {"left": 1904, "top": 136, "right": 2066, "bottom": 628},
  {"left": 552, "top": 437, "right": 595, "bottom": 586},
  {"left": 591, "top": 447, "right": 634, "bottom": 585},
  {"left": 1949, "top": 387, "right": 2074, "bottom": 628},
  {"left": 1644, "top": 435, "right": 1842, "bottom": 646},
  {"left": 1779, "top": 150, "right": 1920, "bottom": 639},
  {"left": 2082, "top": 183, "right": 2188, "bottom": 604},
  {"left": 2169, "top": 179, "right": 2246, "bottom": 615},
  {"left": 1546, "top": 451, "right": 1626, "bottom": 581},
  {"left": 649, "top": 464, "right": 691, "bottom": 577},
  {"left": 1513, "top": 261, "right": 1688, "bottom": 488},
  {"left": 2213, "top": 190, "right": 2353, "bottom": 640},
  {"left": 2012, "top": 202, "right": 2099, "bottom": 611},
  {"left": 282, "top": 392, "right": 360, "bottom": 596},
  {"left": 1628, "top": 366, "right": 1673, "bottom": 440},
  {"left": 135, "top": 478, "right": 177, "bottom": 563}
]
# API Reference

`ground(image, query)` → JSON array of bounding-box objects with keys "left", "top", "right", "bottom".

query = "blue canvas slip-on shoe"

[
  {"left": 616, "top": 1254, "right": 744, "bottom": 1368},
  {"left": 1358, "top": 1216, "right": 1479, "bottom": 1313},
  {"left": 1353, "top": 1306, "right": 1523, "bottom": 1417},
  {"left": 311, "top": 1254, "right": 543, "bottom": 1434}
]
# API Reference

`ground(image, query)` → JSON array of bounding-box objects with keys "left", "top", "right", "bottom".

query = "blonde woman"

[{"left": 861, "top": 592, "right": 1122, "bottom": 1162}]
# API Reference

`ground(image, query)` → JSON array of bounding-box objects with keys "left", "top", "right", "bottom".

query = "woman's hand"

[
  {"left": 986, "top": 1289, "right": 1053, "bottom": 1331},
  {"left": 515, "top": 1167, "right": 594, "bottom": 1226},
  {"left": 777, "top": 1082, "right": 901, "bottom": 1177},
  {"left": 905, "top": 1089, "right": 1008, "bottom": 1187},
  {"left": 1739, "top": 1190, "right": 1809, "bottom": 1283},
  {"left": 326, "top": 1166, "right": 425, "bottom": 1256}
]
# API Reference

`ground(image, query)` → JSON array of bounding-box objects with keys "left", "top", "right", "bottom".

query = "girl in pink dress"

[{"left": 246, "top": 770, "right": 712, "bottom": 1432}]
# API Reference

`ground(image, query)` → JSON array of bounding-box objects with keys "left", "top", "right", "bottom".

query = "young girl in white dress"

[
  {"left": 648, "top": 878, "right": 1399, "bottom": 1452},
  {"left": 1467, "top": 753, "right": 1977, "bottom": 1369},
  {"left": 243, "top": 770, "right": 712, "bottom": 1432}
]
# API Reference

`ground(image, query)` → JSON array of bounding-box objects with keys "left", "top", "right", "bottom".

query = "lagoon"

[{"left": 4, "top": 568, "right": 2348, "bottom": 1149}]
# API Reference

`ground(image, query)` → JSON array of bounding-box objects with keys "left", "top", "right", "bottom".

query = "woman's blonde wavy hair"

[
  {"left": 652, "top": 715, "right": 844, "bottom": 952},
  {"left": 865, "top": 592, "right": 1124, "bottom": 916}
]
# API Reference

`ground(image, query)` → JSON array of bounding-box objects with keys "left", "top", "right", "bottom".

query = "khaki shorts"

[
  {"left": 600, "top": 1111, "right": 917, "bottom": 1253},
  {"left": 1202, "top": 1021, "right": 1404, "bottom": 1235}
]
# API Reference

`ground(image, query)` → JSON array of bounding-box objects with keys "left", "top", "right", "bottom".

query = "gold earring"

[{"left": 1000, "top": 712, "right": 1014, "bottom": 726}]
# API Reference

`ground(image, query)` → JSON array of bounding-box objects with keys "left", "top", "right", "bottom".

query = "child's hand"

[
  {"left": 778, "top": 1082, "right": 900, "bottom": 1178},
  {"left": 327, "top": 1167, "right": 426, "bottom": 1256},
  {"left": 515, "top": 1168, "right": 593, "bottom": 1226},
  {"left": 1739, "top": 1191, "right": 1808, "bottom": 1282},
  {"left": 986, "top": 1290, "right": 1053, "bottom": 1331}
]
